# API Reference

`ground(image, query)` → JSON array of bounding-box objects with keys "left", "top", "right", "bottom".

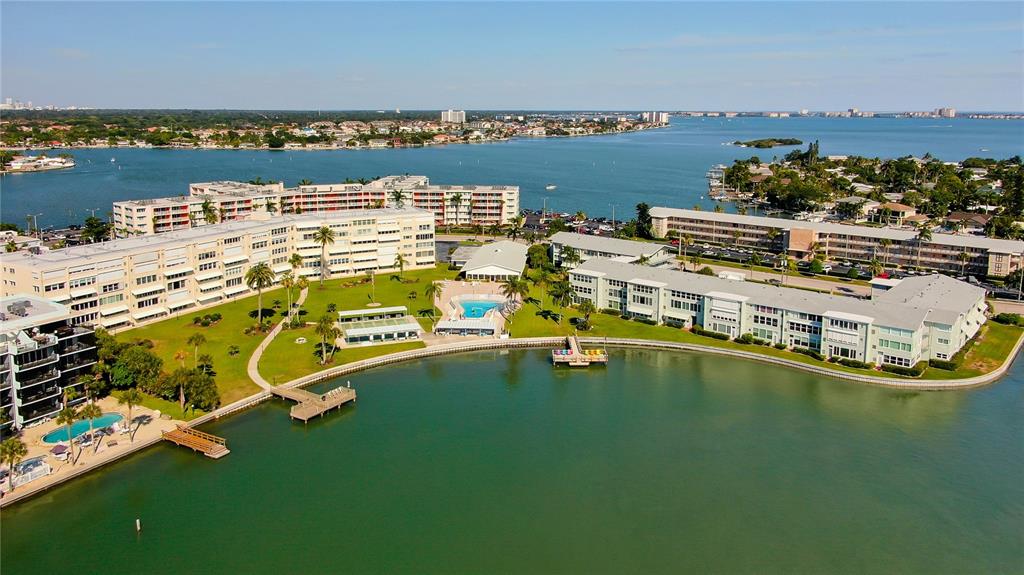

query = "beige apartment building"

[
  {"left": 112, "top": 175, "right": 519, "bottom": 236},
  {"left": 1, "top": 208, "right": 436, "bottom": 329},
  {"left": 651, "top": 207, "right": 1024, "bottom": 277}
]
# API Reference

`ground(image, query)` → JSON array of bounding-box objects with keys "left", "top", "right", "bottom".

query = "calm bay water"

[
  {"left": 2, "top": 349, "right": 1022, "bottom": 574},
  {"left": 2, "top": 117, "right": 1022, "bottom": 229}
]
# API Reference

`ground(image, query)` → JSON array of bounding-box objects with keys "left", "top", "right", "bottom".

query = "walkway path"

[{"left": 247, "top": 287, "right": 308, "bottom": 390}]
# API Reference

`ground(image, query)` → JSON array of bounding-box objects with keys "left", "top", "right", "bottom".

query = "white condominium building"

[
  {"left": 1, "top": 208, "right": 436, "bottom": 330},
  {"left": 441, "top": 109, "right": 466, "bottom": 124},
  {"left": 112, "top": 175, "right": 518, "bottom": 236},
  {"left": 569, "top": 258, "right": 987, "bottom": 367},
  {"left": 650, "top": 206, "right": 1024, "bottom": 277}
]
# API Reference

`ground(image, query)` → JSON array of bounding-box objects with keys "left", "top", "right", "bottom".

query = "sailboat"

[
  {"left": 545, "top": 184, "right": 557, "bottom": 191},
  {"left": 110, "top": 157, "right": 116, "bottom": 163}
]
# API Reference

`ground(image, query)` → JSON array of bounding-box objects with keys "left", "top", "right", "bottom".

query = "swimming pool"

[
  {"left": 460, "top": 300, "right": 503, "bottom": 319},
  {"left": 42, "top": 413, "right": 124, "bottom": 443}
]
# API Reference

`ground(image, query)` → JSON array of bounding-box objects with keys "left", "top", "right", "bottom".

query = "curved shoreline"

[{"left": 3, "top": 332, "right": 1021, "bottom": 508}]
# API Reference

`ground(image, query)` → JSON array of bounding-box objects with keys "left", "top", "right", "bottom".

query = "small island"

[{"left": 733, "top": 138, "right": 803, "bottom": 148}]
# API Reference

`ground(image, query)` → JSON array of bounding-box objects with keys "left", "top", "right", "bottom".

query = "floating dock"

[
  {"left": 552, "top": 336, "right": 609, "bottom": 367},
  {"left": 162, "top": 426, "right": 230, "bottom": 459},
  {"left": 272, "top": 384, "right": 357, "bottom": 422}
]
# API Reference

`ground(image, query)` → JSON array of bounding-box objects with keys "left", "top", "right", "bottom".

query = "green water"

[{"left": 2, "top": 349, "right": 1022, "bottom": 573}]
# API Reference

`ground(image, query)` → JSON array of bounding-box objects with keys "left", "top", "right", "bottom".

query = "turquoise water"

[
  {"left": 2, "top": 349, "right": 1021, "bottom": 573},
  {"left": 461, "top": 300, "right": 502, "bottom": 318},
  {"left": 41, "top": 413, "right": 123, "bottom": 443},
  {"left": 3, "top": 117, "right": 1022, "bottom": 228}
]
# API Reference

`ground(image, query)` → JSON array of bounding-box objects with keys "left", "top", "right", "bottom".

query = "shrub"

[
  {"left": 200, "top": 319, "right": 211, "bottom": 327},
  {"left": 792, "top": 347, "right": 824, "bottom": 361},
  {"left": 735, "top": 333, "right": 755, "bottom": 344},
  {"left": 993, "top": 313, "right": 1022, "bottom": 326},
  {"left": 774, "top": 342, "right": 787, "bottom": 350},
  {"left": 192, "top": 316, "right": 203, "bottom": 325},
  {"left": 692, "top": 325, "right": 730, "bottom": 340},
  {"left": 600, "top": 308, "right": 621, "bottom": 317},
  {"left": 637, "top": 318, "right": 658, "bottom": 326},
  {"left": 210, "top": 312, "right": 222, "bottom": 322},
  {"left": 928, "top": 358, "right": 960, "bottom": 371},
  {"left": 880, "top": 361, "right": 927, "bottom": 377},
  {"left": 837, "top": 358, "right": 872, "bottom": 369},
  {"left": 696, "top": 266, "right": 716, "bottom": 276},
  {"left": 327, "top": 303, "right": 338, "bottom": 313}
]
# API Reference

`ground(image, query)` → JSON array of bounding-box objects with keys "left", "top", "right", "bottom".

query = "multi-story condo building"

[
  {"left": 549, "top": 232, "right": 675, "bottom": 267},
  {"left": 441, "top": 109, "right": 466, "bottom": 124},
  {"left": 569, "top": 258, "right": 987, "bottom": 367},
  {"left": 1, "top": 295, "right": 96, "bottom": 431},
  {"left": 650, "top": 207, "right": 1024, "bottom": 277},
  {"left": 112, "top": 175, "right": 518, "bottom": 236},
  {"left": 1, "top": 208, "right": 436, "bottom": 330}
]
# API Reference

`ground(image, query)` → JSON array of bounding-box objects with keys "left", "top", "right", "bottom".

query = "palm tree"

[
  {"left": 394, "top": 253, "right": 408, "bottom": 278},
  {"left": 312, "top": 226, "right": 336, "bottom": 286},
  {"left": 689, "top": 253, "right": 701, "bottom": 271},
  {"left": 201, "top": 199, "right": 218, "bottom": 224},
  {"left": 506, "top": 215, "right": 525, "bottom": 241},
  {"left": 548, "top": 281, "right": 574, "bottom": 325},
  {"left": 315, "top": 314, "right": 336, "bottom": 365},
  {"left": 574, "top": 211, "right": 587, "bottom": 233},
  {"left": 245, "top": 262, "right": 275, "bottom": 324},
  {"left": 679, "top": 233, "right": 694, "bottom": 261},
  {"left": 576, "top": 299, "right": 597, "bottom": 330},
  {"left": 327, "top": 326, "right": 343, "bottom": 362},
  {"left": 55, "top": 404, "right": 80, "bottom": 464},
  {"left": 289, "top": 252, "right": 304, "bottom": 272},
  {"left": 779, "top": 254, "right": 792, "bottom": 284},
  {"left": 78, "top": 401, "right": 104, "bottom": 453},
  {"left": 748, "top": 252, "right": 763, "bottom": 268},
  {"left": 958, "top": 250, "right": 970, "bottom": 276},
  {"left": 448, "top": 193, "right": 464, "bottom": 228},
  {"left": 365, "top": 270, "right": 377, "bottom": 303},
  {"left": 280, "top": 272, "right": 295, "bottom": 315},
  {"left": 390, "top": 189, "right": 405, "bottom": 208},
  {"left": 424, "top": 281, "right": 443, "bottom": 303},
  {"left": 0, "top": 438, "right": 27, "bottom": 491},
  {"left": 174, "top": 349, "right": 188, "bottom": 368},
  {"left": 264, "top": 199, "right": 277, "bottom": 214},
  {"left": 500, "top": 277, "right": 528, "bottom": 305},
  {"left": 118, "top": 388, "right": 142, "bottom": 442},
  {"left": 915, "top": 223, "right": 933, "bottom": 270},
  {"left": 186, "top": 333, "right": 206, "bottom": 368},
  {"left": 5, "top": 240, "right": 18, "bottom": 253},
  {"left": 878, "top": 237, "right": 892, "bottom": 268},
  {"left": 559, "top": 246, "right": 581, "bottom": 268},
  {"left": 765, "top": 227, "right": 780, "bottom": 253},
  {"left": 533, "top": 268, "right": 552, "bottom": 307},
  {"left": 298, "top": 179, "right": 314, "bottom": 186},
  {"left": 869, "top": 258, "right": 884, "bottom": 277}
]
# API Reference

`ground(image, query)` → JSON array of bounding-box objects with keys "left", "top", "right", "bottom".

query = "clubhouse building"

[
  {"left": 113, "top": 175, "right": 519, "bottom": 236},
  {"left": 569, "top": 258, "right": 987, "bottom": 367},
  {"left": 549, "top": 232, "right": 675, "bottom": 268},
  {"left": 650, "top": 207, "right": 1024, "bottom": 277},
  {"left": 1, "top": 208, "right": 436, "bottom": 329}
]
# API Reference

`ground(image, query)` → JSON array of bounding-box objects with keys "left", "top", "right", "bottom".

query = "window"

[
  {"left": 879, "top": 326, "right": 914, "bottom": 338},
  {"left": 137, "top": 297, "right": 160, "bottom": 309},
  {"left": 225, "top": 277, "right": 242, "bottom": 287},
  {"left": 71, "top": 300, "right": 98, "bottom": 311},
  {"left": 754, "top": 315, "right": 779, "bottom": 327},
  {"left": 937, "top": 337, "right": 950, "bottom": 345},
  {"left": 198, "top": 251, "right": 217, "bottom": 261},
  {"left": 99, "top": 293, "right": 124, "bottom": 305},
  {"left": 44, "top": 282, "right": 66, "bottom": 292},
  {"left": 788, "top": 322, "right": 821, "bottom": 335},
  {"left": 223, "top": 237, "right": 241, "bottom": 245},
  {"left": 69, "top": 277, "right": 96, "bottom": 288},
  {"left": 167, "top": 279, "right": 186, "bottom": 291},
  {"left": 879, "top": 339, "right": 912, "bottom": 352},
  {"left": 882, "top": 354, "right": 912, "bottom": 367},
  {"left": 198, "top": 262, "right": 218, "bottom": 272},
  {"left": 102, "top": 282, "right": 122, "bottom": 293},
  {"left": 252, "top": 241, "right": 268, "bottom": 249},
  {"left": 631, "top": 294, "right": 653, "bottom": 306},
  {"left": 753, "top": 304, "right": 778, "bottom": 314},
  {"left": 135, "top": 274, "right": 157, "bottom": 286}
]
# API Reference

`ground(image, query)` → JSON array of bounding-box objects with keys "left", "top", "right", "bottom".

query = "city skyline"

[{"left": 2, "top": 2, "right": 1022, "bottom": 111}]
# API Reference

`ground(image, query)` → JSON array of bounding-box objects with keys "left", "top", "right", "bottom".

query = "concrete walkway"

[{"left": 247, "top": 287, "right": 309, "bottom": 390}]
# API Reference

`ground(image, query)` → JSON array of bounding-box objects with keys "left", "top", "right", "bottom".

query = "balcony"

[
  {"left": 13, "top": 353, "right": 59, "bottom": 371},
  {"left": 55, "top": 325, "right": 94, "bottom": 340},
  {"left": 18, "top": 385, "right": 62, "bottom": 406},
  {"left": 61, "top": 342, "right": 96, "bottom": 356},
  {"left": 62, "top": 356, "right": 97, "bottom": 372},
  {"left": 17, "top": 369, "right": 60, "bottom": 388}
]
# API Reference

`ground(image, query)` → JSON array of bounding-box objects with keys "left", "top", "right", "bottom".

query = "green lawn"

[
  {"left": 508, "top": 271, "right": 1023, "bottom": 382},
  {"left": 258, "top": 324, "right": 425, "bottom": 384}
]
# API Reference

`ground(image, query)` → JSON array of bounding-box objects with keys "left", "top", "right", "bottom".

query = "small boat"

[
  {"left": 110, "top": 158, "right": 116, "bottom": 163},
  {"left": 545, "top": 184, "right": 557, "bottom": 191}
]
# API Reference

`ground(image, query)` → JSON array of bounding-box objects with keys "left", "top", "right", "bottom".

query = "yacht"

[{"left": 545, "top": 184, "right": 557, "bottom": 191}]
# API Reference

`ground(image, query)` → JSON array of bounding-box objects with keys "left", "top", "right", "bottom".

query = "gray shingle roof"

[{"left": 550, "top": 232, "right": 672, "bottom": 258}]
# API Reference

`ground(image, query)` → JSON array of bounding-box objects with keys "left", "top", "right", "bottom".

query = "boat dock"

[
  {"left": 552, "top": 336, "right": 609, "bottom": 367},
  {"left": 162, "top": 426, "right": 230, "bottom": 459},
  {"left": 272, "top": 384, "right": 357, "bottom": 422}
]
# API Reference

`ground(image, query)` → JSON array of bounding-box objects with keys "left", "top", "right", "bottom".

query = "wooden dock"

[
  {"left": 272, "top": 384, "right": 357, "bottom": 422},
  {"left": 551, "top": 336, "right": 609, "bottom": 367},
  {"left": 162, "top": 426, "right": 230, "bottom": 459}
]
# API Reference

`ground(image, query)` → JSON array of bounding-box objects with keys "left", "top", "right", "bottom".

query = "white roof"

[
  {"left": 550, "top": 232, "right": 671, "bottom": 258},
  {"left": 338, "top": 306, "right": 407, "bottom": 318},
  {"left": 436, "top": 318, "right": 497, "bottom": 331},
  {"left": 461, "top": 241, "right": 528, "bottom": 275},
  {"left": 0, "top": 295, "right": 69, "bottom": 332}
]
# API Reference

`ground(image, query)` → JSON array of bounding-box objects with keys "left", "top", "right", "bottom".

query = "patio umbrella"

[{"left": 50, "top": 444, "right": 68, "bottom": 455}]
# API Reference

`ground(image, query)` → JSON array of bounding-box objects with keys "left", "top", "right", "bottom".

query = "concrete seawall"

[{"left": 4, "top": 333, "right": 1020, "bottom": 507}]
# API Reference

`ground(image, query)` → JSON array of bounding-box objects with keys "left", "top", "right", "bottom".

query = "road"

[{"left": 676, "top": 261, "right": 872, "bottom": 297}]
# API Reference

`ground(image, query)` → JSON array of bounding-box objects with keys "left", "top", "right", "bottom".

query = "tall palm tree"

[
  {"left": 245, "top": 262, "right": 276, "bottom": 324},
  {"left": 878, "top": 238, "right": 892, "bottom": 268},
  {"left": 915, "top": 223, "right": 933, "bottom": 270},
  {"left": 389, "top": 189, "right": 405, "bottom": 208},
  {"left": 186, "top": 333, "right": 206, "bottom": 369},
  {"left": 366, "top": 270, "right": 376, "bottom": 303},
  {"left": 869, "top": 258, "right": 883, "bottom": 277},
  {"left": 289, "top": 252, "right": 304, "bottom": 272},
  {"left": 174, "top": 349, "right": 187, "bottom": 368},
  {"left": 201, "top": 199, "right": 218, "bottom": 224},
  {"left": 280, "top": 272, "right": 295, "bottom": 314},
  {"left": 679, "top": 233, "right": 694, "bottom": 261},
  {"left": 500, "top": 276, "right": 528, "bottom": 306},
  {"left": 448, "top": 193, "right": 464, "bottom": 228},
  {"left": 576, "top": 299, "right": 597, "bottom": 329},
  {"left": 533, "top": 268, "right": 552, "bottom": 307},
  {"left": 424, "top": 281, "right": 443, "bottom": 303},
  {"left": 779, "top": 254, "right": 792, "bottom": 284},
  {"left": 327, "top": 326, "right": 343, "bottom": 362},
  {"left": 507, "top": 215, "right": 525, "bottom": 241},
  {"left": 559, "top": 246, "right": 581, "bottom": 268},
  {"left": 765, "top": 227, "right": 780, "bottom": 253},
  {"left": 315, "top": 314, "right": 336, "bottom": 365},
  {"left": 574, "top": 211, "right": 587, "bottom": 234},
  {"left": 55, "top": 404, "right": 80, "bottom": 464},
  {"left": 78, "top": 401, "right": 103, "bottom": 453},
  {"left": 958, "top": 250, "right": 970, "bottom": 276},
  {"left": 548, "top": 281, "right": 574, "bottom": 325},
  {"left": 298, "top": 178, "right": 314, "bottom": 186},
  {"left": 118, "top": 388, "right": 142, "bottom": 442},
  {"left": 0, "top": 438, "right": 27, "bottom": 491},
  {"left": 312, "top": 226, "right": 335, "bottom": 286},
  {"left": 394, "top": 253, "right": 408, "bottom": 278},
  {"left": 689, "top": 253, "right": 701, "bottom": 271}
]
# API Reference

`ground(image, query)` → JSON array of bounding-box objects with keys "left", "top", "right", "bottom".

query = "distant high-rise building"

[
  {"left": 640, "top": 111, "right": 670, "bottom": 124},
  {"left": 441, "top": 109, "right": 466, "bottom": 124},
  {"left": 936, "top": 107, "right": 957, "bottom": 118}
]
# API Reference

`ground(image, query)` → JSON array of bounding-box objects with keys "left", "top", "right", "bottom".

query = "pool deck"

[
  {"left": 434, "top": 280, "right": 511, "bottom": 333},
  {"left": 1, "top": 396, "right": 182, "bottom": 500}
]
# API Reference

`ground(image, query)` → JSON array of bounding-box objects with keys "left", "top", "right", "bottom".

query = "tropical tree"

[
  {"left": 390, "top": 189, "right": 405, "bottom": 208},
  {"left": 78, "top": 402, "right": 104, "bottom": 453},
  {"left": 55, "top": 404, "right": 80, "bottom": 464},
  {"left": 424, "top": 281, "right": 443, "bottom": 305},
  {"left": 312, "top": 226, "right": 336, "bottom": 285},
  {"left": 679, "top": 233, "right": 694, "bottom": 260},
  {"left": 779, "top": 254, "right": 792, "bottom": 284},
  {"left": 869, "top": 258, "right": 884, "bottom": 277},
  {"left": 289, "top": 252, "right": 304, "bottom": 272},
  {"left": 576, "top": 299, "right": 597, "bottom": 330},
  {"left": 117, "top": 388, "right": 143, "bottom": 442},
  {"left": 0, "top": 438, "right": 27, "bottom": 491},
  {"left": 280, "top": 272, "right": 295, "bottom": 315},
  {"left": 533, "top": 268, "right": 552, "bottom": 307},
  {"left": 765, "top": 227, "right": 780, "bottom": 253},
  {"left": 878, "top": 238, "right": 892, "bottom": 267},
  {"left": 548, "top": 281, "right": 574, "bottom": 325},
  {"left": 499, "top": 277, "right": 529, "bottom": 313},
  {"left": 574, "top": 211, "right": 587, "bottom": 233},
  {"left": 559, "top": 246, "right": 582, "bottom": 268},
  {"left": 366, "top": 270, "right": 376, "bottom": 303},
  {"left": 298, "top": 179, "right": 314, "bottom": 186},
  {"left": 448, "top": 193, "right": 464, "bottom": 227},
  {"left": 186, "top": 333, "right": 206, "bottom": 369},
  {"left": 201, "top": 199, "right": 218, "bottom": 224},
  {"left": 394, "top": 253, "right": 408, "bottom": 278},
  {"left": 689, "top": 253, "right": 702, "bottom": 271},
  {"left": 174, "top": 349, "right": 188, "bottom": 369},
  {"left": 245, "top": 262, "right": 275, "bottom": 324},
  {"left": 6, "top": 240, "right": 18, "bottom": 253},
  {"left": 315, "top": 314, "right": 336, "bottom": 365},
  {"left": 506, "top": 215, "right": 525, "bottom": 241},
  {"left": 958, "top": 250, "right": 970, "bottom": 276},
  {"left": 915, "top": 223, "right": 933, "bottom": 269}
]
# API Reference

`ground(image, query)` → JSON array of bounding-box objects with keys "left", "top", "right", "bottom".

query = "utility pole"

[
  {"left": 542, "top": 197, "right": 549, "bottom": 222},
  {"left": 26, "top": 213, "right": 42, "bottom": 238},
  {"left": 86, "top": 207, "right": 100, "bottom": 218},
  {"left": 610, "top": 204, "right": 617, "bottom": 233}
]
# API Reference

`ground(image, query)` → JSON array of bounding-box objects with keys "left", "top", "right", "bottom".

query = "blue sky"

[{"left": 2, "top": 2, "right": 1022, "bottom": 110}]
